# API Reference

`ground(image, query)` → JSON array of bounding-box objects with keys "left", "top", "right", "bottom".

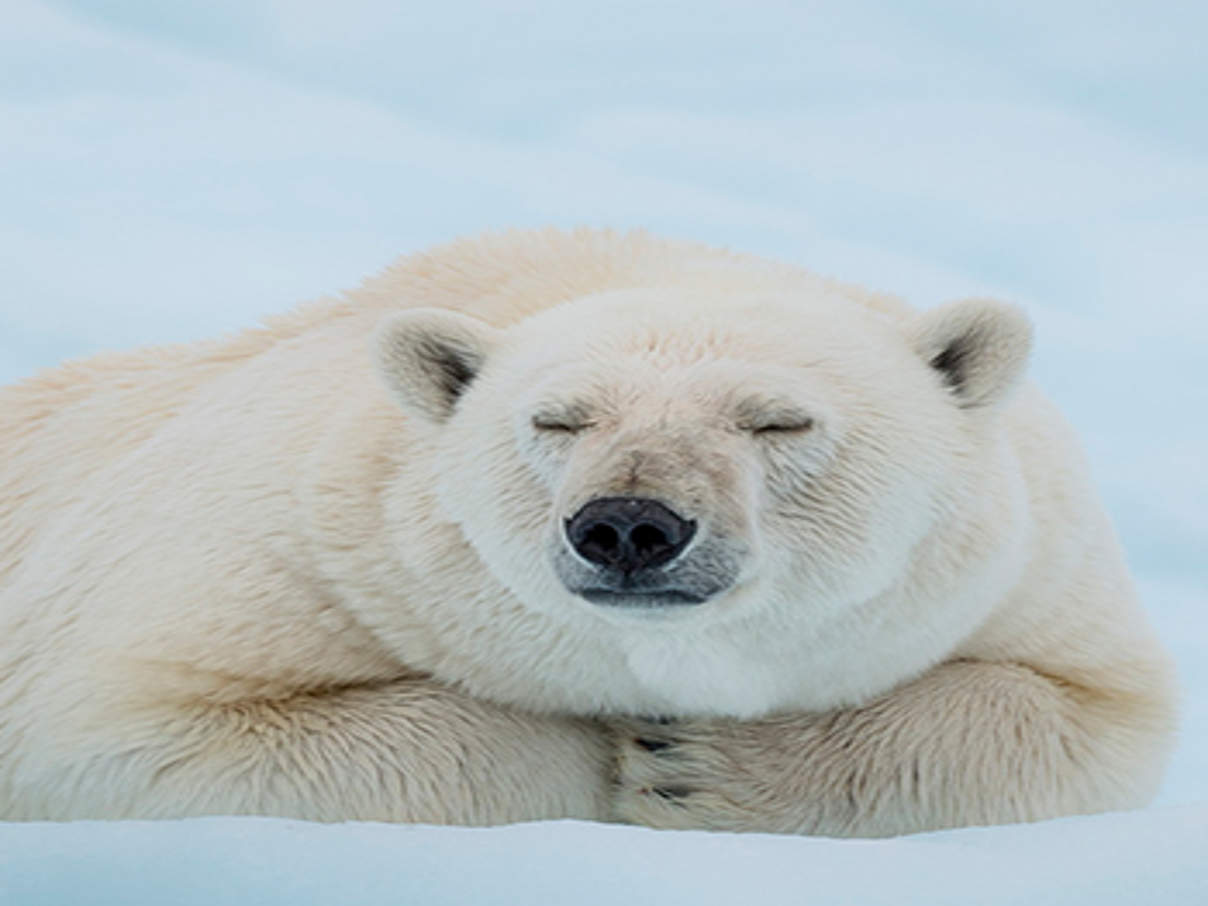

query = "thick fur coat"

[{"left": 0, "top": 230, "right": 1176, "bottom": 835}]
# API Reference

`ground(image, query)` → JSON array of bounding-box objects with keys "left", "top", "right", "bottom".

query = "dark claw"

[
  {"left": 637, "top": 715, "right": 676, "bottom": 725},
  {"left": 635, "top": 737, "right": 672, "bottom": 753},
  {"left": 650, "top": 786, "right": 692, "bottom": 801}
]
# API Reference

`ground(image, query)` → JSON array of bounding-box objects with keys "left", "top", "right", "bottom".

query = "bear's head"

[{"left": 373, "top": 284, "right": 1033, "bottom": 714}]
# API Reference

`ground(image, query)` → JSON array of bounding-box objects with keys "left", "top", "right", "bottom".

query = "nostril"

[
  {"left": 579, "top": 523, "right": 622, "bottom": 565},
  {"left": 630, "top": 522, "right": 671, "bottom": 564}
]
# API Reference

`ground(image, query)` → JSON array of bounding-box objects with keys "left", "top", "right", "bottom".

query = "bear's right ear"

[
  {"left": 908, "top": 298, "right": 1033, "bottom": 410},
  {"left": 373, "top": 309, "right": 501, "bottom": 423}
]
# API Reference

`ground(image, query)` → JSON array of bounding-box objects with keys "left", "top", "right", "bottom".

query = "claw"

[
  {"left": 639, "top": 715, "right": 677, "bottom": 725},
  {"left": 635, "top": 737, "right": 672, "bottom": 753},
  {"left": 649, "top": 786, "right": 692, "bottom": 801}
]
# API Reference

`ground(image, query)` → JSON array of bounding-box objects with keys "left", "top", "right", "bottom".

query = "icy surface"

[
  {"left": 1, "top": 0, "right": 1205, "bottom": 901},
  {"left": 3, "top": 809, "right": 1207, "bottom": 906}
]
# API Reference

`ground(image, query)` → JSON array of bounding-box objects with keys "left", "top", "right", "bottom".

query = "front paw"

[{"left": 612, "top": 717, "right": 802, "bottom": 834}]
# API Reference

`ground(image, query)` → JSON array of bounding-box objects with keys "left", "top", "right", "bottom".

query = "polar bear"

[{"left": 0, "top": 229, "right": 1176, "bottom": 836}]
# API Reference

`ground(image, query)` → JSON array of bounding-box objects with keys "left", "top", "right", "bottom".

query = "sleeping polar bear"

[{"left": 0, "top": 229, "right": 1176, "bottom": 836}]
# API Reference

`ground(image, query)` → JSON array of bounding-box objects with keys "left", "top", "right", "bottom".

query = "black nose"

[{"left": 565, "top": 497, "right": 697, "bottom": 574}]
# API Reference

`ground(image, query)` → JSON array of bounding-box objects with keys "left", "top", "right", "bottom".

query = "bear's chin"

[{"left": 574, "top": 588, "right": 710, "bottom": 608}]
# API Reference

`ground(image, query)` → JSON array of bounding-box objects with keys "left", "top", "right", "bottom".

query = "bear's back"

[{"left": 0, "top": 301, "right": 357, "bottom": 592}]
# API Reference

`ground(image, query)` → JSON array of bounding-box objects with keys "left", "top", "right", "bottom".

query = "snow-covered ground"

[
  {"left": 4, "top": 809, "right": 1208, "bottom": 905},
  {"left": 1, "top": 1, "right": 1204, "bottom": 901}
]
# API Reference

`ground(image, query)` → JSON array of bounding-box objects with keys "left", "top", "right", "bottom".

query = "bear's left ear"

[
  {"left": 909, "top": 298, "right": 1033, "bottom": 409},
  {"left": 373, "top": 308, "right": 501, "bottom": 423}
]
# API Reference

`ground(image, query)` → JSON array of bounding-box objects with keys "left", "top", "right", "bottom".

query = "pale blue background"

[{"left": 2, "top": 0, "right": 1205, "bottom": 800}]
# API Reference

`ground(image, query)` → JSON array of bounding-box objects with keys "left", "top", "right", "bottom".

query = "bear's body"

[{"left": 0, "top": 230, "right": 1176, "bottom": 835}]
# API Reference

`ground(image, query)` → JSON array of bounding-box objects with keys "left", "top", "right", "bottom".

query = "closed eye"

[
  {"left": 749, "top": 418, "right": 814, "bottom": 436},
  {"left": 737, "top": 405, "right": 815, "bottom": 435},
  {"left": 532, "top": 414, "right": 594, "bottom": 434}
]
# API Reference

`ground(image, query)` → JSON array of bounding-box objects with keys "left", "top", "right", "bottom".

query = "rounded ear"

[
  {"left": 372, "top": 309, "right": 501, "bottom": 422},
  {"left": 909, "top": 298, "right": 1033, "bottom": 409}
]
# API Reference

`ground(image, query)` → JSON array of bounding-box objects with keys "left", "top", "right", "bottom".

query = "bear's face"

[{"left": 375, "top": 286, "right": 1032, "bottom": 711}]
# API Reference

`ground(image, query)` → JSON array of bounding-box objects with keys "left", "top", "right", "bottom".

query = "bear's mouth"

[
  {"left": 575, "top": 587, "right": 708, "bottom": 607},
  {"left": 551, "top": 530, "right": 741, "bottom": 611}
]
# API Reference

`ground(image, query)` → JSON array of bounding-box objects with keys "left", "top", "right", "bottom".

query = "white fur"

[{"left": 0, "top": 229, "right": 1176, "bottom": 835}]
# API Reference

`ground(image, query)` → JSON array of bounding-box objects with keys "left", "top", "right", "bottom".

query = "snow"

[
  {"left": 1, "top": 0, "right": 1205, "bottom": 901},
  {"left": 4, "top": 809, "right": 1208, "bottom": 905}
]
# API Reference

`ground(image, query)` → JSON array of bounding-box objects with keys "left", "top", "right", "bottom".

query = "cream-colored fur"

[{"left": 0, "top": 229, "right": 1176, "bottom": 835}]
